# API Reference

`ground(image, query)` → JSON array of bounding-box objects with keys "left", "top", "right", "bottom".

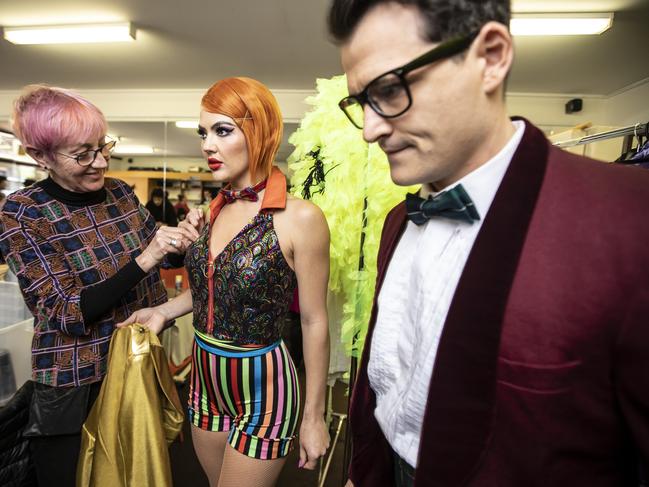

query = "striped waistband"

[{"left": 194, "top": 330, "right": 280, "bottom": 358}]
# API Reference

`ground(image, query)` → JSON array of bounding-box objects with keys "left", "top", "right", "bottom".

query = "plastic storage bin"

[{"left": 0, "top": 282, "right": 33, "bottom": 394}]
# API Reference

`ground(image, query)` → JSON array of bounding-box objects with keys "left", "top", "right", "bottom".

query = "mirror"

[
  {"left": 0, "top": 118, "right": 297, "bottom": 223},
  {"left": 0, "top": 121, "right": 48, "bottom": 196},
  {"left": 105, "top": 120, "right": 297, "bottom": 219},
  {"left": 106, "top": 121, "right": 206, "bottom": 224}
]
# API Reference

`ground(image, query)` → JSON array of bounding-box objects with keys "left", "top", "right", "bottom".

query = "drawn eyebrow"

[
  {"left": 211, "top": 121, "right": 235, "bottom": 130},
  {"left": 197, "top": 121, "right": 235, "bottom": 133}
]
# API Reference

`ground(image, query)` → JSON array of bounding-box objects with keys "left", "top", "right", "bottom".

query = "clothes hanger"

[
  {"left": 634, "top": 123, "right": 643, "bottom": 152},
  {"left": 628, "top": 122, "right": 649, "bottom": 163},
  {"left": 616, "top": 123, "right": 644, "bottom": 163}
]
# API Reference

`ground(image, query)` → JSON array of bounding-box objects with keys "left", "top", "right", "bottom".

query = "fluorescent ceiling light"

[
  {"left": 114, "top": 145, "right": 154, "bottom": 155},
  {"left": 175, "top": 121, "right": 199, "bottom": 129},
  {"left": 510, "top": 13, "right": 613, "bottom": 36},
  {"left": 3, "top": 22, "right": 135, "bottom": 45}
]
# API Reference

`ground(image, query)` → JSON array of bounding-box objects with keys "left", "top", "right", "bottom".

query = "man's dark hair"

[{"left": 328, "top": 0, "right": 510, "bottom": 43}]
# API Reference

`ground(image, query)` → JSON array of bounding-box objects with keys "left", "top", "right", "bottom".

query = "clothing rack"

[{"left": 554, "top": 122, "right": 648, "bottom": 148}]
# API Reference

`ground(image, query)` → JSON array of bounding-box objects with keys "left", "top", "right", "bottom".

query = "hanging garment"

[
  {"left": 615, "top": 137, "right": 649, "bottom": 163},
  {"left": 76, "top": 324, "right": 184, "bottom": 487},
  {"left": 630, "top": 140, "right": 649, "bottom": 163}
]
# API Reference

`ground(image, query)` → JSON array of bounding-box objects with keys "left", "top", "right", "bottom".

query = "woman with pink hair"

[
  {"left": 119, "top": 77, "right": 331, "bottom": 487},
  {"left": 0, "top": 84, "right": 196, "bottom": 485}
]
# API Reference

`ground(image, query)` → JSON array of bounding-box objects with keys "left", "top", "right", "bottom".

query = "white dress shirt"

[{"left": 367, "top": 121, "right": 525, "bottom": 467}]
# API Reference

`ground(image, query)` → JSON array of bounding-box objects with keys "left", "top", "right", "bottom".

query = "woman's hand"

[
  {"left": 298, "top": 416, "right": 330, "bottom": 470},
  {"left": 116, "top": 307, "right": 169, "bottom": 335},
  {"left": 181, "top": 208, "right": 205, "bottom": 237},
  {"left": 136, "top": 216, "right": 203, "bottom": 272}
]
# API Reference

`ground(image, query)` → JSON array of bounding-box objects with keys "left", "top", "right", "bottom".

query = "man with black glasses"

[{"left": 327, "top": 1, "right": 649, "bottom": 486}]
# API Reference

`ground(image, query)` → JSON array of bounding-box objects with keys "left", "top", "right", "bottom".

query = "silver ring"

[{"left": 170, "top": 238, "right": 178, "bottom": 247}]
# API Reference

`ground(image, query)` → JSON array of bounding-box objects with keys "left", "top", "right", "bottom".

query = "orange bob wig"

[{"left": 201, "top": 77, "right": 283, "bottom": 182}]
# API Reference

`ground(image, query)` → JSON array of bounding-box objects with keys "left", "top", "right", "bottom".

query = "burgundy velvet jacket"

[{"left": 348, "top": 120, "right": 649, "bottom": 487}]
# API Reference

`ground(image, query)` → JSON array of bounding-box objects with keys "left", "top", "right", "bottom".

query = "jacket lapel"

[
  {"left": 353, "top": 201, "right": 407, "bottom": 387},
  {"left": 350, "top": 202, "right": 406, "bottom": 434},
  {"left": 416, "top": 120, "right": 549, "bottom": 486},
  {"left": 376, "top": 202, "right": 408, "bottom": 294},
  {"left": 347, "top": 203, "right": 408, "bottom": 486}
]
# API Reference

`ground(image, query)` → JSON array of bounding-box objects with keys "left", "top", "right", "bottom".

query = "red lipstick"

[{"left": 207, "top": 158, "right": 223, "bottom": 171}]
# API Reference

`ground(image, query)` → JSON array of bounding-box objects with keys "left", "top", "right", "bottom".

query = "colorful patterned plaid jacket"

[{"left": 0, "top": 178, "right": 167, "bottom": 387}]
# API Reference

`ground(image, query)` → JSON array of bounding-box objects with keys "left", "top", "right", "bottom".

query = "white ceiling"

[
  {"left": 1, "top": 0, "right": 648, "bottom": 158},
  {"left": 1, "top": 0, "right": 647, "bottom": 94}
]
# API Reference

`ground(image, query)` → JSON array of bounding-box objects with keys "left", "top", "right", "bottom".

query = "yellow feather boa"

[{"left": 288, "top": 75, "right": 418, "bottom": 357}]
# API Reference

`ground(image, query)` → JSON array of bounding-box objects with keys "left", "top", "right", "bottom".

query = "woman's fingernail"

[{"left": 298, "top": 459, "right": 305, "bottom": 468}]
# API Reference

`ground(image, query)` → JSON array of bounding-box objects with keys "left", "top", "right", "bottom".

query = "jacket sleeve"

[
  {"left": 348, "top": 204, "right": 403, "bottom": 487},
  {"left": 348, "top": 358, "right": 395, "bottom": 487},
  {"left": 614, "top": 286, "right": 649, "bottom": 469},
  {"left": 80, "top": 259, "right": 146, "bottom": 323},
  {"left": 0, "top": 207, "right": 93, "bottom": 336}
]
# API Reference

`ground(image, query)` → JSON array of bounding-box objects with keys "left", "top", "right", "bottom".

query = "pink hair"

[{"left": 12, "top": 85, "right": 107, "bottom": 159}]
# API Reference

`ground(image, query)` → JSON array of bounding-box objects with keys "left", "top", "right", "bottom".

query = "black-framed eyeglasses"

[
  {"left": 55, "top": 139, "right": 117, "bottom": 166},
  {"left": 339, "top": 32, "right": 478, "bottom": 129}
]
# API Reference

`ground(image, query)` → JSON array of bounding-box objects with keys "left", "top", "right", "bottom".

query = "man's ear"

[
  {"left": 475, "top": 21, "right": 513, "bottom": 96},
  {"left": 25, "top": 147, "right": 50, "bottom": 170}
]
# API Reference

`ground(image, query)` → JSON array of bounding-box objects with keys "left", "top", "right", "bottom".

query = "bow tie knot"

[
  {"left": 406, "top": 184, "right": 480, "bottom": 225},
  {"left": 221, "top": 179, "right": 268, "bottom": 204}
]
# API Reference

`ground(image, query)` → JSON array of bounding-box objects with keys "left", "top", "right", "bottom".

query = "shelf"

[
  {"left": 106, "top": 170, "right": 217, "bottom": 204},
  {"left": 106, "top": 170, "right": 215, "bottom": 181}
]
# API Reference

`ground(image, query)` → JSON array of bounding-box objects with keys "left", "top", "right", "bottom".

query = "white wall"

[
  {"left": 604, "top": 78, "right": 649, "bottom": 127},
  {"left": 505, "top": 80, "right": 649, "bottom": 161},
  {"left": 506, "top": 92, "right": 608, "bottom": 128},
  {"left": 0, "top": 88, "right": 312, "bottom": 123},
  {"left": 2, "top": 79, "right": 647, "bottom": 167},
  {"left": 504, "top": 79, "right": 649, "bottom": 130},
  {"left": 3, "top": 82, "right": 646, "bottom": 132}
]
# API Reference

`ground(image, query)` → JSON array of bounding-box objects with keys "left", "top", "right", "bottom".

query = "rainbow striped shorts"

[{"left": 188, "top": 330, "right": 300, "bottom": 459}]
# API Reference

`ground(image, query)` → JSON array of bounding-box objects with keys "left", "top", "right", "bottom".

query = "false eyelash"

[{"left": 215, "top": 127, "right": 234, "bottom": 136}]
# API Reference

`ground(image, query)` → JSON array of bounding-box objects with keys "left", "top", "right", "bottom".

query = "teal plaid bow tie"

[{"left": 406, "top": 184, "right": 480, "bottom": 225}]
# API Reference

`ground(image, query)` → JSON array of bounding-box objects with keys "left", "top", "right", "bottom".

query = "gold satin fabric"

[{"left": 77, "top": 324, "right": 184, "bottom": 487}]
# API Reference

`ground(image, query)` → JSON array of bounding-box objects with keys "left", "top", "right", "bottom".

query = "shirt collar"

[
  {"left": 435, "top": 120, "right": 525, "bottom": 222},
  {"left": 209, "top": 166, "right": 287, "bottom": 225}
]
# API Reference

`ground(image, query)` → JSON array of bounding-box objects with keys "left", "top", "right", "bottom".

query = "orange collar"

[{"left": 209, "top": 166, "right": 287, "bottom": 225}]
